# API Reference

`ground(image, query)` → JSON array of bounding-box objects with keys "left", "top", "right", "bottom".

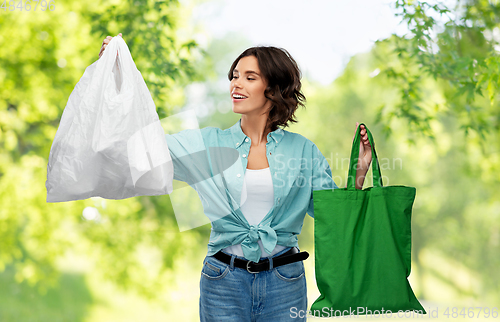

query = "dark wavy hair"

[{"left": 228, "top": 46, "right": 306, "bottom": 132}]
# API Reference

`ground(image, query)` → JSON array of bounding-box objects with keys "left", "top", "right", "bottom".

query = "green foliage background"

[{"left": 0, "top": 0, "right": 498, "bottom": 320}]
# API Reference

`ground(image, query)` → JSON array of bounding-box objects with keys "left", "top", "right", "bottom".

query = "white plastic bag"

[{"left": 46, "top": 36, "right": 173, "bottom": 202}]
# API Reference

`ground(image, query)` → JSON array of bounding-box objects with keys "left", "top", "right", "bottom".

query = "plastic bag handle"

[{"left": 100, "top": 36, "right": 134, "bottom": 86}]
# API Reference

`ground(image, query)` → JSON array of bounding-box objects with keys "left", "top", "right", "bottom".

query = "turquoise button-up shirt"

[{"left": 165, "top": 118, "right": 338, "bottom": 262}]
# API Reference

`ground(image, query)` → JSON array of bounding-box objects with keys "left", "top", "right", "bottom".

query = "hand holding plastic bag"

[{"left": 46, "top": 36, "right": 174, "bottom": 202}]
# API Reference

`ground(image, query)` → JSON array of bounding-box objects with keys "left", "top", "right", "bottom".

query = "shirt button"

[
  {"left": 242, "top": 154, "right": 247, "bottom": 158},
  {"left": 245, "top": 138, "right": 249, "bottom": 142},
  {"left": 237, "top": 173, "right": 241, "bottom": 177},
  {"left": 236, "top": 142, "right": 240, "bottom": 146}
]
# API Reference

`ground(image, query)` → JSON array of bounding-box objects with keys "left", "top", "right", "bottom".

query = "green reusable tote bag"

[{"left": 311, "top": 123, "right": 426, "bottom": 317}]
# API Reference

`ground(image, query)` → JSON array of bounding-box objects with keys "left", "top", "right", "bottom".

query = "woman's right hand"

[{"left": 99, "top": 33, "right": 122, "bottom": 58}]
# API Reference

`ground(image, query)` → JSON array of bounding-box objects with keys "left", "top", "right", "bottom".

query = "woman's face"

[{"left": 230, "top": 55, "right": 272, "bottom": 116}]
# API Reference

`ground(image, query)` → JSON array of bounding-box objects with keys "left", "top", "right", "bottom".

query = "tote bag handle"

[{"left": 346, "top": 123, "right": 383, "bottom": 190}]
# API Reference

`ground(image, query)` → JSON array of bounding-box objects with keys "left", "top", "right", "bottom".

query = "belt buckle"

[{"left": 246, "top": 261, "right": 259, "bottom": 274}]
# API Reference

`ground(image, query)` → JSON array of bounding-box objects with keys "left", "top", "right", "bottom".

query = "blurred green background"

[{"left": 0, "top": 0, "right": 499, "bottom": 320}]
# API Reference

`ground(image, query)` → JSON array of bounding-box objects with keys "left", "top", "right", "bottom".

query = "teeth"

[{"left": 233, "top": 94, "right": 246, "bottom": 99}]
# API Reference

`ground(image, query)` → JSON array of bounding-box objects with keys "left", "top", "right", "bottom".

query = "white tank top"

[{"left": 223, "top": 167, "right": 287, "bottom": 258}]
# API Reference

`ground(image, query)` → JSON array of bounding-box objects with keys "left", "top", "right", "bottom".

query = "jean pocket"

[
  {"left": 273, "top": 260, "right": 305, "bottom": 282},
  {"left": 201, "top": 256, "right": 230, "bottom": 280}
]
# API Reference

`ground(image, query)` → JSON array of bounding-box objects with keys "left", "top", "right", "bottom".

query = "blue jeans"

[{"left": 199, "top": 246, "right": 308, "bottom": 322}]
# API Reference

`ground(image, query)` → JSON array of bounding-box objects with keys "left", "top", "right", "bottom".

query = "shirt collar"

[{"left": 230, "top": 118, "right": 284, "bottom": 148}]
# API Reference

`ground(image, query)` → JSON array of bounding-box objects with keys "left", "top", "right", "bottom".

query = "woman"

[{"left": 100, "top": 34, "right": 372, "bottom": 321}]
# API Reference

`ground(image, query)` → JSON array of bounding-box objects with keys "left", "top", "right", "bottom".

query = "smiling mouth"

[{"left": 232, "top": 94, "right": 248, "bottom": 100}]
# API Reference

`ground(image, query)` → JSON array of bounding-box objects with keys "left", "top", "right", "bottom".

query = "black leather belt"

[{"left": 213, "top": 247, "right": 309, "bottom": 273}]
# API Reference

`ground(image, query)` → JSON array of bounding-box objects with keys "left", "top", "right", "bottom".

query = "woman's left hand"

[{"left": 354, "top": 122, "right": 372, "bottom": 172}]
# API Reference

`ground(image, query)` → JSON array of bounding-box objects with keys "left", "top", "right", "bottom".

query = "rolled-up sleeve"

[
  {"left": 307, "top": 143, "right": 338, "bottom": 218},
  {"left": 164, "top": 128, "right": 212, "bottom": 185}
]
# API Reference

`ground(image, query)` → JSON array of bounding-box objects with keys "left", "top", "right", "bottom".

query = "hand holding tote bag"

[
  {"left": 311, "top": 123, "right": 426, "bottom": 316},
  {"left": 46, "top": 36, "right": 174, "bottom": 202}
]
